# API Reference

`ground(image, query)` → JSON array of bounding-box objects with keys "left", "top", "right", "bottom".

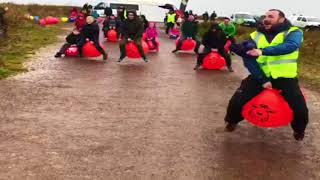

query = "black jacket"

[
  {"left": 82, "top": 22, "right": 100, "bottom": 43},
  {"left": 202, "top": 30, "right": 227, "bottom": 49},
  {"left": 122, "top": 18, "right": 144, "bottom": 39},
  {"left": 0, "top": 7, "right": 6, "bottom": 25},
  {"left": 66, "top": 32, "right": 82, "bottom": 44}
]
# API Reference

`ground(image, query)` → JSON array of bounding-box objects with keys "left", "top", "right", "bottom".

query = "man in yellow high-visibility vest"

[
  {"left": 224, "top": 9, "right": 309, "bottom": 141},
  {"left": 166, "top": 9, "right": 177, "bottom": 34}
]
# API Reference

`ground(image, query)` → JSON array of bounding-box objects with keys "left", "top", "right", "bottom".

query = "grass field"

[{"left": 0, "top": 3, "right": 73, "bottom": 78}]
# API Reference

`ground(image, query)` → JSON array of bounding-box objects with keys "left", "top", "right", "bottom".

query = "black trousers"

[
  {"left": 166, "top": 22, "right": 174, "bottom": 34},
  {"left": 225, "top": 76, "right": 309, "bottom": 133},
  {"left": 197, "top": 47, "right": 232, "bottom": 67},
  {"left": 58, "top": 43, "right": 72, "bottom": 54},
  {"left": 77, "top": 38, "right": 106, "bottom": 56},
  {"left": 148, "top": 38, "right": 158, "bottom": 49}
]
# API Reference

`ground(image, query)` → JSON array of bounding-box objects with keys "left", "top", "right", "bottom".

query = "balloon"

[
  {"left": 61, "top": 17, "right": 69, "bottom": 23},
  {"left": 202, "top": 52, "right": 227, "bottom": 70},
  {"left": 45, "top": 16, "right": 59, "bottom": 25},
  {"left": 242, "top": 89, "right": 293, "bottom": 128},
  {"left": 65, "top": 45, "right": 79, "bottom": 57},
  {"left": 39, "top": 19, "right": 46, "bottom": 26},
  {"left": 24, "top": 14, "right": 31, "bottom": 19},
  {"left": 83, "top": 42, "right": 104, "bottom": 57},
  {"left": 125, "top": 41, "right": 149, "bottom": 58},
  {"left": 69, "top": 17, "right": 77, "bottom": 22},
  {"left": 175, "top": 38, "right": 196, "bottom": 51},
  {"left": 107, "top": 29, "right": 118, "bottom": 42},
  {"left": 34, "top": 16, "right": 40, "bottom": 22}
]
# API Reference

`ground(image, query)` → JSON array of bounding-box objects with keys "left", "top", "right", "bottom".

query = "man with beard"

[
  {"left": 118, "top": 11, "right": 147, "bottom": 62},
  {"left": 224, "top": 9, "right": 308, "bottom": 141}
]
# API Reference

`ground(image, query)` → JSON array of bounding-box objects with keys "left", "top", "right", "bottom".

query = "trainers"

[
  {"left": 225, "top": 123, "right": 237, "bottom": 132},
  {"left": 193, "top": 64, "right": 201, "bottom": 70},
  {"left": 143, "top": 57, "right": 149, "bottom": 62},
  {"left": 227, "top": 66, "right": 234, "bottom": 72},
  {"left": 172, "top": 49, "right": 179, "bottom": 53},
  {"left": 54, "top": 52, "right": 62, "bottom": 58},
  {"left": 118, "top": 57, "right": 125, "bottom": 62},
  {"left": 294, "top": 132, "right": 305, "bottom": 141}
]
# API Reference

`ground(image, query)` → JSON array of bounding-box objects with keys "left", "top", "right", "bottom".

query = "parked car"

[
  {"left": 93, "top": 2, "right": 140, "bottom": 17},
  {"left": 289, "top": 15, "right": 320, "bottom": 30},
  {"left": 230, "top": 12, "right": 257, "bottom": 27}
]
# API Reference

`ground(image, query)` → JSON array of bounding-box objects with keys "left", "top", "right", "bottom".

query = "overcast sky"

[{"left": 2, "top": 0, "right": 318, "bottom": 20}]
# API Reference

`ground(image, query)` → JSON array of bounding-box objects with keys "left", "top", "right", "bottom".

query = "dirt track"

[{"left": 0, "top": 32, "right": 319, "bottom": 180}]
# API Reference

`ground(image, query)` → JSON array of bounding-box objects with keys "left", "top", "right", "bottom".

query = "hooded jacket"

[{"left": 122, "top": 14, "right": 144, "bottom": 39}]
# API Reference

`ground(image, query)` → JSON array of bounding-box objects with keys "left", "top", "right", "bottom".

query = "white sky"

[{"left": 1, "top": 0, "right": 318, "bottom": 20}]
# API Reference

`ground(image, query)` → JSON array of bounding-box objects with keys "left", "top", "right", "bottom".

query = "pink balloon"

[
  {"left": 39, "top": 19, "right": 46, "bottom": 26},
  {"left": 65, "top": 45, "right": 79, "bottom": 57}
]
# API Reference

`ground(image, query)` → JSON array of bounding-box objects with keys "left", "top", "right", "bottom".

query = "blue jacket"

[{"left": 262, "top": 30, "right": 303, "bottom": 55}]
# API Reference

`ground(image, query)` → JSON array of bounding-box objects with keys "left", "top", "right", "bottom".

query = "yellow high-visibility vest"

[{"left": 250, "top": 27, "right": 303, "bottom": 79}]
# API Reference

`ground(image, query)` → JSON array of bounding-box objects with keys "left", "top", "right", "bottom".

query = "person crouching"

[
  {"left": 118, "top": 11, "right": 148, "bottom": 62},
  {"left": 77, "top": 16, "right": 107, "bottom": 61},
  {"left": 194, "top": 23, "right": 233, "bottom": 72},
  {"left": 55, "top": 28, "right": 81, "bottom": 58},
  {"left": 145, "top": 22, "right": 159, "bottom": 51}
]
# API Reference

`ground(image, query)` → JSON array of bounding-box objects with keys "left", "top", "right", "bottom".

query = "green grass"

[{"left": 0, "top": 3, "right": 74, "bottom": 78}]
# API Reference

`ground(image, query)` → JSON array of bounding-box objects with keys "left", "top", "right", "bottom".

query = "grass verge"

[{"left": 0, "top": 3, "right": 73, "bottom": 78}]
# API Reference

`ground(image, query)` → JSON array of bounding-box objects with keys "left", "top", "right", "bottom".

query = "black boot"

[
  {"left": 193, "top": 64, "right": 201, "bottom": 70},
  {"left": 142, "top": 57, "right": 148, "bottom": 62},
  {"left": 294, "top": 132, "right": 305, "bottom": 141},
  {"left": 54, "top": 52, "right": 62, "bottom": 58},
  {"left": 118, "top": 55, "right": 126, "bottom": 62},
  {"left": 172, "top": 49, "right": 179, "bottom": 53},
  {"left": 102, "top": 53, "right": 108, "bottom": 61},
  {"left": 225, "top": 123, "right": 237, "bottom": 132},
  {"left": 227, "top": 66, "right": 234, "bottom": 72}
]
